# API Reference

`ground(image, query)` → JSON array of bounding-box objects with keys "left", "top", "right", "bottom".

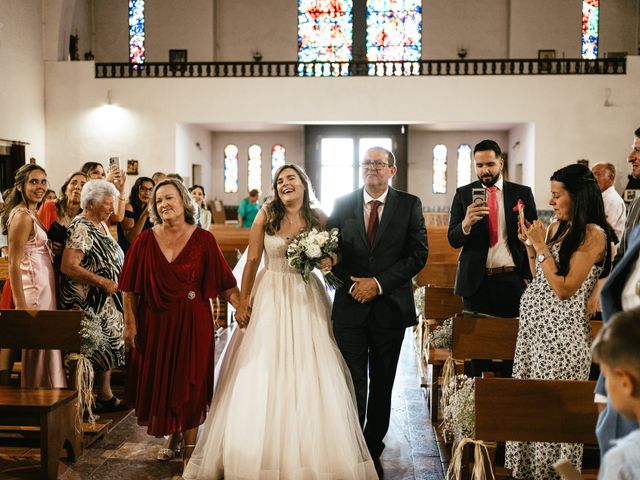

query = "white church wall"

[{"left": 0, "top": 0, "right": 46, "bottom": 163}]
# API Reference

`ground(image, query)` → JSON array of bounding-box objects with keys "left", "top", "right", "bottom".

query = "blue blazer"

[{"left": 596, "top": 225, "right": 640, "bottom": 454}]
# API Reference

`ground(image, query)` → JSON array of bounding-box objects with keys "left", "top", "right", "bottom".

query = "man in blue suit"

[{"left": 596, "top": 224, "right": 640, "bottom": 454}]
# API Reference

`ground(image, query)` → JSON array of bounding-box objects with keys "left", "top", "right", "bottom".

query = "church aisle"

[{"left": 0, "top": 329, "right": 442, "bottom": 479}]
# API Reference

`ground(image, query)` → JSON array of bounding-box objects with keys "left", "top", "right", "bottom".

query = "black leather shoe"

[{"left": 373, "top": 457, "right": 384, "bottom": 478}]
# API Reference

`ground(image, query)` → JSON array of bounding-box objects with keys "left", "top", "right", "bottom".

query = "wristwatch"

[{"left": 537, "top": 251, "right": 553, "bottom": 263}]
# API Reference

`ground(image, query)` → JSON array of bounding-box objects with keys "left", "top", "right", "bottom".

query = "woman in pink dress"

[{"left": 1, "top": 164, "right": 66, "bottom": 388}]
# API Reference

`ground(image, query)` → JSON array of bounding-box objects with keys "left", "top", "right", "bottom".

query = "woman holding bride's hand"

[{"left": 184, "top": 164, "right": 377, "bottom": 480}]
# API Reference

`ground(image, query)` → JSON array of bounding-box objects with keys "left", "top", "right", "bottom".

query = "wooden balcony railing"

[{"left": 95, "top": 58, "right": 626, "bottom": 79}]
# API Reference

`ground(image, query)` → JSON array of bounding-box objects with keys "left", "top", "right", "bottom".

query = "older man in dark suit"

[{"left": 328, "top": 147, "right": 427, "bottom": 477}]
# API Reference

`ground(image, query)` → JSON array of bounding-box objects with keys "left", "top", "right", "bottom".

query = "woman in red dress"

[{"left": 120, "top": 179, "right": 239, "bottom": 470}]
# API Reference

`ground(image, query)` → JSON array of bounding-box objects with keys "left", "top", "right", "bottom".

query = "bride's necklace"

[{"left": 282, "top": 212, "right": 303, "bottom": 240}]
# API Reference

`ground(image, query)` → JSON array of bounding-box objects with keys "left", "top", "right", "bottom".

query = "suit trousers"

[
  {"left": 462, "top": 271, "right": 526, "bottom": 377},
  {"left": 333, "top": 316, "right": 405, "bottom": 459}
]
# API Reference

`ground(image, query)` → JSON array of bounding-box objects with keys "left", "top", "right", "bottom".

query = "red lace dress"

[{"left": 119, "top": 227, "right": 236, "bottom": 437}]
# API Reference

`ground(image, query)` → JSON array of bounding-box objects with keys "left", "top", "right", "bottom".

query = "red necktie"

[
  {"left": 367, "top": 200, "right": 380, "bottom": 247},
  {"left": 487, "top": 186, "right": 498, "bottom": 247}
]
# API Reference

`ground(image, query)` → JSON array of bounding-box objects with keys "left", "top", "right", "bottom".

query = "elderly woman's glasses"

[{"left": 360, "top": 161, "right": 389, "bottom": 171}]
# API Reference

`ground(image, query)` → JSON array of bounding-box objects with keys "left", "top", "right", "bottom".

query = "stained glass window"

[
  {"left": 433, "top": 144, "right": 447, "bottom": 194},
  {"left": 457, "top": 144, "right": 472, "bottom": 188},
  {"left": 298, "top": 0, "right": 353, "bottom": 77},
  {"left": 581, "top": 0, "right": 599, "bottom": 59},
  {"left": 224, "top": 144, "right": 238, "bottom": 193},
  {"left": 248, "top": 144, "right": 262, "bottom": 193},
  {"left": 271, "top": 145, "right": 286, "bottom": 180},
  {"left": 129, "top": 0, "right": 145, "bottom": 65},
  {"left": 367, "top": 0, "right": 422, "bottom": 76}
]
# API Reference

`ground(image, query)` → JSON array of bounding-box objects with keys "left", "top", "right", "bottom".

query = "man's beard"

[{"left": 479, "top": 173, "right": 499, "bottom": 187}]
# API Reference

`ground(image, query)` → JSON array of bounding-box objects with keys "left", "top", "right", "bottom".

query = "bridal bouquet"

[{"left": 286, "top": 228, "right": 343, "bottom": 289}]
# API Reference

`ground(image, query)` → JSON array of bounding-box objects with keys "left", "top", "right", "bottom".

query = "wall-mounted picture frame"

[
  {"left": 538, "top": 49, "right": 556, "bottom": 60},
  {"left": 127, "top": 159, "right": 139, "bottom": 175},
  {"left": 169, "top": 49, "right": 188, "bottom": 72}
]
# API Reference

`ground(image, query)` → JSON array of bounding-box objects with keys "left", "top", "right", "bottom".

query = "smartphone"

[
  {"left": 108, "top": 157, "right": 120, "bottom": 171},
  {"left": 471, "top": 187, "right": 486, "bottom": 205}
]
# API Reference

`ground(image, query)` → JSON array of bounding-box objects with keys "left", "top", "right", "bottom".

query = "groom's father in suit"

[
  {"left": 328, "top": 147, "right": 428, "bottom": 477},
  {"left": 448, "top": 139, "right": 537, "bottom": 319}
]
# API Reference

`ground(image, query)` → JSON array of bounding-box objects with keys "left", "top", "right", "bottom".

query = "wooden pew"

[
  {"left": 0, "top": 310, "right": 84, "bottom": 479},
  {"left": 468, "top": 377, "right": 599, "bottom": 479},
  {"left": 208, "top": 224, "right": 250, "bottom": 270},
  {"left": 452, "top": 316, "right": 603, "bottom": 363}
]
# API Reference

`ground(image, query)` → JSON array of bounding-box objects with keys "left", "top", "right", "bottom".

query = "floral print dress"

[{"left": 505, "top": 234, "right": 605, "bottom": 480}]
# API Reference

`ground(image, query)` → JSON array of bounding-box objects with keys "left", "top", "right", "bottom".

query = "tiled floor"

[{"left": 0, "top": 329, "right": 443, "bottom": 479}]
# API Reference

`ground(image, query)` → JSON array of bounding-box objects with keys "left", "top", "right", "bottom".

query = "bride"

[{"left": 183, "top": 164, "right": 377, "bottom": 479}]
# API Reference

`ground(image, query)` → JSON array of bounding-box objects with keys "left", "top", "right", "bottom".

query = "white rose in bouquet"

[{"left": 305, "top": 243, "right": 322, "bottom": 258}]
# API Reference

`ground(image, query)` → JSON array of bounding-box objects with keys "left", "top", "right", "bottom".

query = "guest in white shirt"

[{"left": 593, "top": 162, "right": 626, "bottom": 244}]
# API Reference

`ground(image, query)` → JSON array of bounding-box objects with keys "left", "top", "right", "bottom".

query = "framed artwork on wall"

[{"left": 127, "top": 159, "right": 139, "bottom": 175}]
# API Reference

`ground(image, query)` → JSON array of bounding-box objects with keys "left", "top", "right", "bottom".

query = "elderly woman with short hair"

[{"left": 60, "top": 179, "right": 126, "bottom": 412}]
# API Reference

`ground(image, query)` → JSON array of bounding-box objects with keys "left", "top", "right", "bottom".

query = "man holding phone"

[{"left": 448, "top": 139, "right": 537, "bottom": 320}]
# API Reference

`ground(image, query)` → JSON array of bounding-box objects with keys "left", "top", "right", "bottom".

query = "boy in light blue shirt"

[{"left": 592, "top": 308, "right": 640, "bottom": 479}]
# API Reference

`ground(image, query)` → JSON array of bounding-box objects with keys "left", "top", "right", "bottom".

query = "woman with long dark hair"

[
  {"left": 505, "top": 163, "right": 614, "bottom": 479},
  {"left": 184, "top": 164, "right": 376, "bottom": 479},
  {"left": 118, "top": 176, "right": 154, "bottom": 255},
  {"left": 1, "top": 164, "right": 66, "bottom": 388}
]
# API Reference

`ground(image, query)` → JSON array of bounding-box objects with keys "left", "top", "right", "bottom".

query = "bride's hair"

[{"left": 264, "top": 164, "right": 322, "bottom": 235}]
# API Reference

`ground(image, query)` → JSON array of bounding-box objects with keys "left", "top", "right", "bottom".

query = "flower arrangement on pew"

[
  {"left": 442, "top": 374, "right": 475, "bottom": 444},
  {"left": 413, "top": 284, "right": 425, "bottom": 318},
  {"left": 286, "top": 228, "right": 343, "bottom": 289},
  {"left": 72, "top": 309, "right": 105, "bottom": 426},
  {"left": 429, "top": 316, "right": 453, "bottom": 351},
  {"left": 442, "top": 374, "right": 496, "bottom": 480}
]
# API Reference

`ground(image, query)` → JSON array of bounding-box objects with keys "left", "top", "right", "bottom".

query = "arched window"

[
  {"left": 432, "top": 144, "right": 447, "bottom": 194},
  {"left": 581, "top": 0, "right": 599, "bottom": 59},
  {"left": 298, "top": 0, "right": 353, "bottom": 77},
  {"left": 457, "top": 144, "right": 472, "bottom": 188},
  {"left": 224, "top": 144, "right": 238, "bottom": 193},
  {"left": 367, "top": 0, "right": 422, "bottom": 76},
  {"left": 248, "top": 144, "right": 262, "bottom": 193},
  {"left": 271, "top": 144, "right": 286, "bottom": 180},
  {"left": 129, "top": 0, "right": 145, "bottom": 66}
]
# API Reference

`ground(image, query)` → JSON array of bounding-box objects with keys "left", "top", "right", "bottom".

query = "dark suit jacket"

[
  {"left": 615, "top": 196, "right": 640, "bottom": 263},
  {"left": 327, "top": 187, "right": 428, "bottom": 329},
  {"left": 448, "top": 180, "right": 537, "bottom": 298},
  {"left": 595, "top": 225, "right": 640, "bottom": 447}
]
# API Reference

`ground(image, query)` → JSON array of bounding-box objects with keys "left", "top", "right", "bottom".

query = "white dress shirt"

[
  {"left": 483, "top": 177, "right": 516, "bottom": 269},
  {"left": 602, "top": 185, "right": 626, "bottom": 244},
  {"left": 350, "top": 188, "right": 389, "bottom": 295}
]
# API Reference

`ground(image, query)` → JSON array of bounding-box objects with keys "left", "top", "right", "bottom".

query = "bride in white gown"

[{"left": 183, "top": 164, "right": 377, "bottom": 480}]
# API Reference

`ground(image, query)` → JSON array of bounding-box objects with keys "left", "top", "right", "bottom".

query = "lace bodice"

[{"left": 263, "top": 234, "right": 298, "bottom": 274}]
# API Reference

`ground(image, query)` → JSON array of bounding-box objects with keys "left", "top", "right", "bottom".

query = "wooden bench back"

[
  {"left": 452, "top": 315, "right": 519, "bottom": 360},
  {"left": 424, "top": 285, "right": 463, "bottom": 321},
  {"left": 416, "top": 226, "right": 459, "bottom": 288},
  {"left": 0, "top": 310, "right": 83, "bottom": 351},
  {"left": 475, "top": 377, "right": 599, "bottom": 444},
  {"left": 452, "top": 316, "right": 604, "bottom": 361},
  {"left": 0, "top": 257, "right": 8, "bottom": 280}
]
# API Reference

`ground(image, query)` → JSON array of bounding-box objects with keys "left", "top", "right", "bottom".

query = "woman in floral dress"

[{"left": 505, "top": 164, "right": 614, "bottom": 479}]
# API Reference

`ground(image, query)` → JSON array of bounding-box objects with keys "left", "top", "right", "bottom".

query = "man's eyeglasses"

[{"left": 360, "top": 161, "right": 390, "bottom": 171}]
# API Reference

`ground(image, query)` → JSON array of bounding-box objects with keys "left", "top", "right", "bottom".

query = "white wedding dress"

[{"left": 183, "top": 233, "right": 377, "bottom": 480}]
